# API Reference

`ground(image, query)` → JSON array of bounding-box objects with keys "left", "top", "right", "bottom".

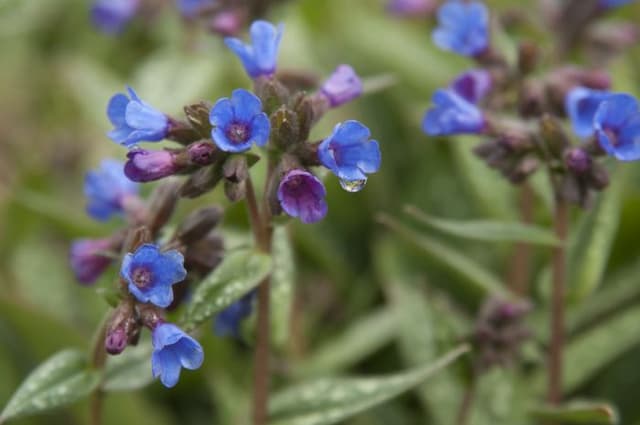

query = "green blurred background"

[{"left": 2, "top": 0, "right": 640, "bottom": 423}]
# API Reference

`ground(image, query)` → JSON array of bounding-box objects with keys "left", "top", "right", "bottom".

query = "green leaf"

[
  {"left": 378, "top": 214, "right": 507, "bottom": 300},
  {"left": 271, "top": 226, "right": 295, "bottom": 348},
  {"left": 292, "top": 309, "right": 400, "bottom": 378},
  {"left": 268, "top": 345, "right": 470, "bottom": 425},
  {"left": 103, "top": 343, "right": 153, "bottom": 392},
  {"left": 0, "top": 350, "right": 100, "bottom": 423},
  {"left": 181, "top": 249, "right": 272, "bottom": 331},
  {"left": 405, "top": 205, "right": 560, "bottom": 246},
  {"left": 530, "top": 401, "right": 618, "bottom": 424},
  {"left": 568, "top": 168, "right": 625, "bottom": 302}
]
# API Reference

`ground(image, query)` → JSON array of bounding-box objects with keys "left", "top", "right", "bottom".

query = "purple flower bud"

[
  {"left": 70, "top": 237, "right": 114, "bottom": 285},
  {"left": 187, "top": 141, "right": 217, "bottom": 165},
  {"left": 90, "top": 0, "right": 139, "bottom": 35},
  {"left": 386, "top": 0, "right": 436, "bottom": 17},
  {"left": 277, "top": 170, "right": 328, "bottom": 224},
  {"left": 210, "top": 10, "right": 245, "bottom": 37},
  {"left": 451, "top": 69, "right": 492, "bottom": 104},
  {"left": 565, "top": 148, "right": 593, "bottom": 174},
  {"left": 125, "top": 149, "right": 179, "bottom": 182},
  {"left": 320, "top": 65, "right": 363, "bottom": 108},
  {"left": 105, "top": 327, "right": 128, "bottom": 355}
]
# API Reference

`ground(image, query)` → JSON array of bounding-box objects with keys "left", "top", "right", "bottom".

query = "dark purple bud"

[
  {"left": 277, "top": 169, "right": 327, "bottom": 224},
  {"left": 125, "top": 149, "right": 179, "bottom": 182},
  {"left": 564, "top": 148, "right": 593, "bottom": 175},
  {"left": 519, "top": 80, "right": 546, "bottom": 118},
  {"left": 70, "top": 237, "right": 114, "bottom": 285},
  {"left": 187, "top": 140, "right": 218, "bottom": 166},
  {"left": 451, "top": 69, "right": 492, "bottom": 104},
  {"left": 517, "top": 41, "right": 539, "bottom": 76},
  {"left": 320, "top": 65, "right": 363, "bottom": 108},
  {"left": 105, "top": 327, "right": 128, "bottom": 355},
  {"left": 587, "top": 162, "right": 610, "bottom": 190},
  {"left": 209, "top": 10, "right": 245, "bottom": 37}
]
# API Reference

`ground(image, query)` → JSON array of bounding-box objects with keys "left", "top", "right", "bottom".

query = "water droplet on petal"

[{"left": 339, "top": 178, "right": 367, "bottom": 192}]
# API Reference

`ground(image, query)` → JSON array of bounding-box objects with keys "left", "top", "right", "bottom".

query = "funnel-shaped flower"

[{"left": 151, "top": 323, "right": 204, "bottom": 388}]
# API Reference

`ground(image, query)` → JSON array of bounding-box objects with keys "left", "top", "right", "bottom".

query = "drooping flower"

[
  {"left": 320, "top": 65, "right": 363, "bottom": 108},
  {"left": 107, "top": 87, "right": 169, "bottom": 147},
  {"left": 432, "top": 0, "right": 489, "bottom": 57},
  {"left": 318, "top": 121, "right": 381, "bottom": 191},
  {"left": 90, "top": 0, "right": 139, "bottom": 35},
  {"left": 125, "top": 149, "right": 179, "bottom": 182},
  {"left": 70, "top": 237, "right": 114, "bottom": 285},
  {"left": 594, "top": 94, "right": 640, "bottom": 161},
  {"left": 177, "top": 0, "right": 216, "bottom": 18},
  {"left": 386, "top": 0, "right": 436, "bottom": 17},
  {"left": 151, "top": 323, "right": 204, "bottom": 388},
  {"left": 214, "top": 292, "right": 255, "bottom": 338},
  {"left": 451, "top": 69, "right": 492, "bottom": 104},
  {"left": 599, "top": 0, "right": 635, "bottom": 9},
  {"left": 277, "top": 170, "right": 328, "bottom": 223},
  {"left": 224, "top": 20, "right": 283, "bottom": 79},
  {"left": 209, "top": 88, "right": 270, "bottom": 152},
  {"left": 85, "top": 159, "right": 139, "bottom": 221},
  {"left": 566, "top": 87, "right": 612, "bottom": 138},
  {"left": 121, "top": 244, "right": 187, "bottom": 308},
  {"left": 422, "top": 89, "right": 485, "bottom": 136}
]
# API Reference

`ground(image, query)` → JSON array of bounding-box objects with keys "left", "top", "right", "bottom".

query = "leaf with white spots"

[
  {"left": 0, "top": 349, "right": 100, "bottom": 423},
  {"left": 103, "top": 343, "right": 153, "bottom": 392},
  {"left": 268, "top": 345, "right": 469, "bottom": 425},
  {"left": 181, "top": 249, "right": 272, "bottom": 331}
]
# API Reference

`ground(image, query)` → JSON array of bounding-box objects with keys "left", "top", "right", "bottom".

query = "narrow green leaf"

[
  {"left": 530, "top": 401, "right": 618, "bottom": 424},
  {"left": 405, "top": 205, "right": 560, "bottom": 246},
  {"left": 568, "top": 168, "right": 625, "bottom": 302},
  {"left": 292, "top": 309, "right": 400, "bottom": 378},
  {"left": 271, "top": 226, "right": 295, "bottom": 348},
  {"left": 181, "top": 249, "right": 272, "bottom": 331},
  {"left": 268, "top": 344, "right": 470, "bottom": 425},
  {"left": 0, "top": 350, "right": 100, "bottom": 423},
  {"left": 103, "top": 343, "right": 153, "bottom": 392},
  {"left": 378, "top": 214, "right": 507, "bottom": 299}
]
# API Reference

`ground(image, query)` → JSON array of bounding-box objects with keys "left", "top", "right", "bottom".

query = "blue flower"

[
  {"left": 90, "top": 0, "right": 139, "bottom": 35},
  {"left": 209, "top": 89, "right": 270, "bottom": 152},
  {"left": 433, "top": 0, "right": 489, "bottom": 57},
  {"left": 318, "top": 121, "right": 381, "bottom": 187},
  {"left": 224, "top": 20, "right": 283, "bottom": 79},
  {"left": 107, "top": 87, "right": 169, "bottom": 147},
  {"left": 320, "top": 65, "right": 363, "bottom": 108},
  {"left": 70, "top": 237, "right": 114, "bottom": 285},
  {"left": 85, "top": 159, "right": 139, "bottom": 221},
  {"left": 599, "top": 0, "right": 634, "bottom": 9},
  {"left": 566, "top": 87, "right": 612, "bottom": 138},
  {"left": 451, "top": 69, "right": 492, "bottom": 104},
  {"left": 177, "top": 0, "right": 216, "bottom": 18},
  {"left": 422, "top": 89, "right": 485, "bottom": 136},
  {"left": 121, "top": 244, "right": 187, "bottom": 308},
  {"left": 278, "top": 169, "right": 328, "bottom": 223},
  {"left": 151, "top": 323, "right": 204, "bottom": 388},
  {"left": 214, "top": 292, "right": 255, "bottom": 338},
  {"left": 594, "top": 94, "right": 640, "bottom": 161}
]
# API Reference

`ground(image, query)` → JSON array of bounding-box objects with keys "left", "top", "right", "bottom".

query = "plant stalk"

[
  {"left": 245, "top": 175, "right": 273, "bottom": 425},
  {"left": 547, "top": 198, "right": 568, "bottom": 404},
  {"left": 507, "top": 183, "right": 535, "bottom": 295}
]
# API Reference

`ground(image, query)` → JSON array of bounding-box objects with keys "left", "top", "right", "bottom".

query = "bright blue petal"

[
  {"left": 149, "top": 287, "right": 174, "bottom": 308},
  {"left": 249, "top": 113, "right": 270, "bottom": 147},
  {"left": 250, "top": 21, "right": 282, "bottom": 75},
  {"left": 332, "top": 120, "right": 371, "bottom": 146},
  {"left": 177, "top": 338, "right": 204, "bottom": 369},
  {"left": 224, "top": 38, "right": 259, "bottom": 78},
  {"left": 212, "top": 127, "right": 250, "bottom": 152},
  {"left": 231, "top": 89, "right": 263, "bottom": 122},
  {"left": 357, "top": 140, "right": 381, "bottom": 173},
  {"left": 107, "top": 93, "right": 129, "bottom": 126},
  {"left": 125, "top": 101, "right": 167, "bottom": 131},
  {"left": 336, "top": 166, "right": 367, "bottom": 181},
  {"left": 566, "top": 87, "right": 611, "bottom": 138},
  {"left": 154, "top": 349, "right": 181, "bottom": 388},
  {"left": 209, "top": 97, "right": 234, "bottom": 128},
  {"left": 318, "top": 137, "right": 338, "bottom": 171}
]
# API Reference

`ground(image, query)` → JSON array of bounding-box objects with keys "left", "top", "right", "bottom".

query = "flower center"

[
  {"left": 131, "top": 266, "right": 153, "bottom": 288},
  {"left": 226, "top": 122, "right": 250, "bottom": 144}
]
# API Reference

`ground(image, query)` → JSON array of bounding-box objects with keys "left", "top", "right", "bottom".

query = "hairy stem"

[
  {"left": 89, "top": 319, "right": 108, "bottom": 425},
  {"left": 547, "top": 198, "right": 568, "bottom": 404},
  {"left": 507, "top": 183, "right": 535, "bottom": 295},
  {"left": 246, "top": 175, "right": 273, "bottom": 425},
  {"left": 456, "top": 374, "right": 477, "bottom": 425}
]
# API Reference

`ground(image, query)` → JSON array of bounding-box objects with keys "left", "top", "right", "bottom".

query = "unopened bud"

[
  {"left": 270, "top": 107, "right": 300, "bottom": 150},
  {"left": 146, "top": 181, "right": 180, "bottom": 235},
  {"left": 223, "top": 155, "right": 249, "bottom": 183},
  {"left": 187, "top": 140, "right": 219, "bottom": 166},
  {"left": 167, "top": 118, "right": 201, "bottom": 145},
  {"left": 174, "top": 206, "right": 223, "bottom": 245},
  {"left": 180, "top": 162, "right": 225, "bottom": 198},
  {"left": 184, "top": 102, "right": 213, "bottom": 138},
  {"left": 564, "top": 148, "right": 593, "bottom": 175},
  {"left": 105, "top": 327, "right": 128, "bottom": 355},
  {"left": 125, "top": 149, "right": 180, "bottom": 182}
]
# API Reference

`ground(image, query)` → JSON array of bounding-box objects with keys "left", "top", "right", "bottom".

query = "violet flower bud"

[
  {"left": 125, "top": 149, "right": 179, "bottom": 182},
  {"left": 320, "top": 65, "right": 363, "bottom": 108}
]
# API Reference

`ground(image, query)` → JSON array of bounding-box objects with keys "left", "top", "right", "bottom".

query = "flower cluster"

[
  {"left": 421, "top": 0, "right": 639, "bottom": 208},
  {"left": 72, "top": 17, "right": 381, "bottom": 389}
]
